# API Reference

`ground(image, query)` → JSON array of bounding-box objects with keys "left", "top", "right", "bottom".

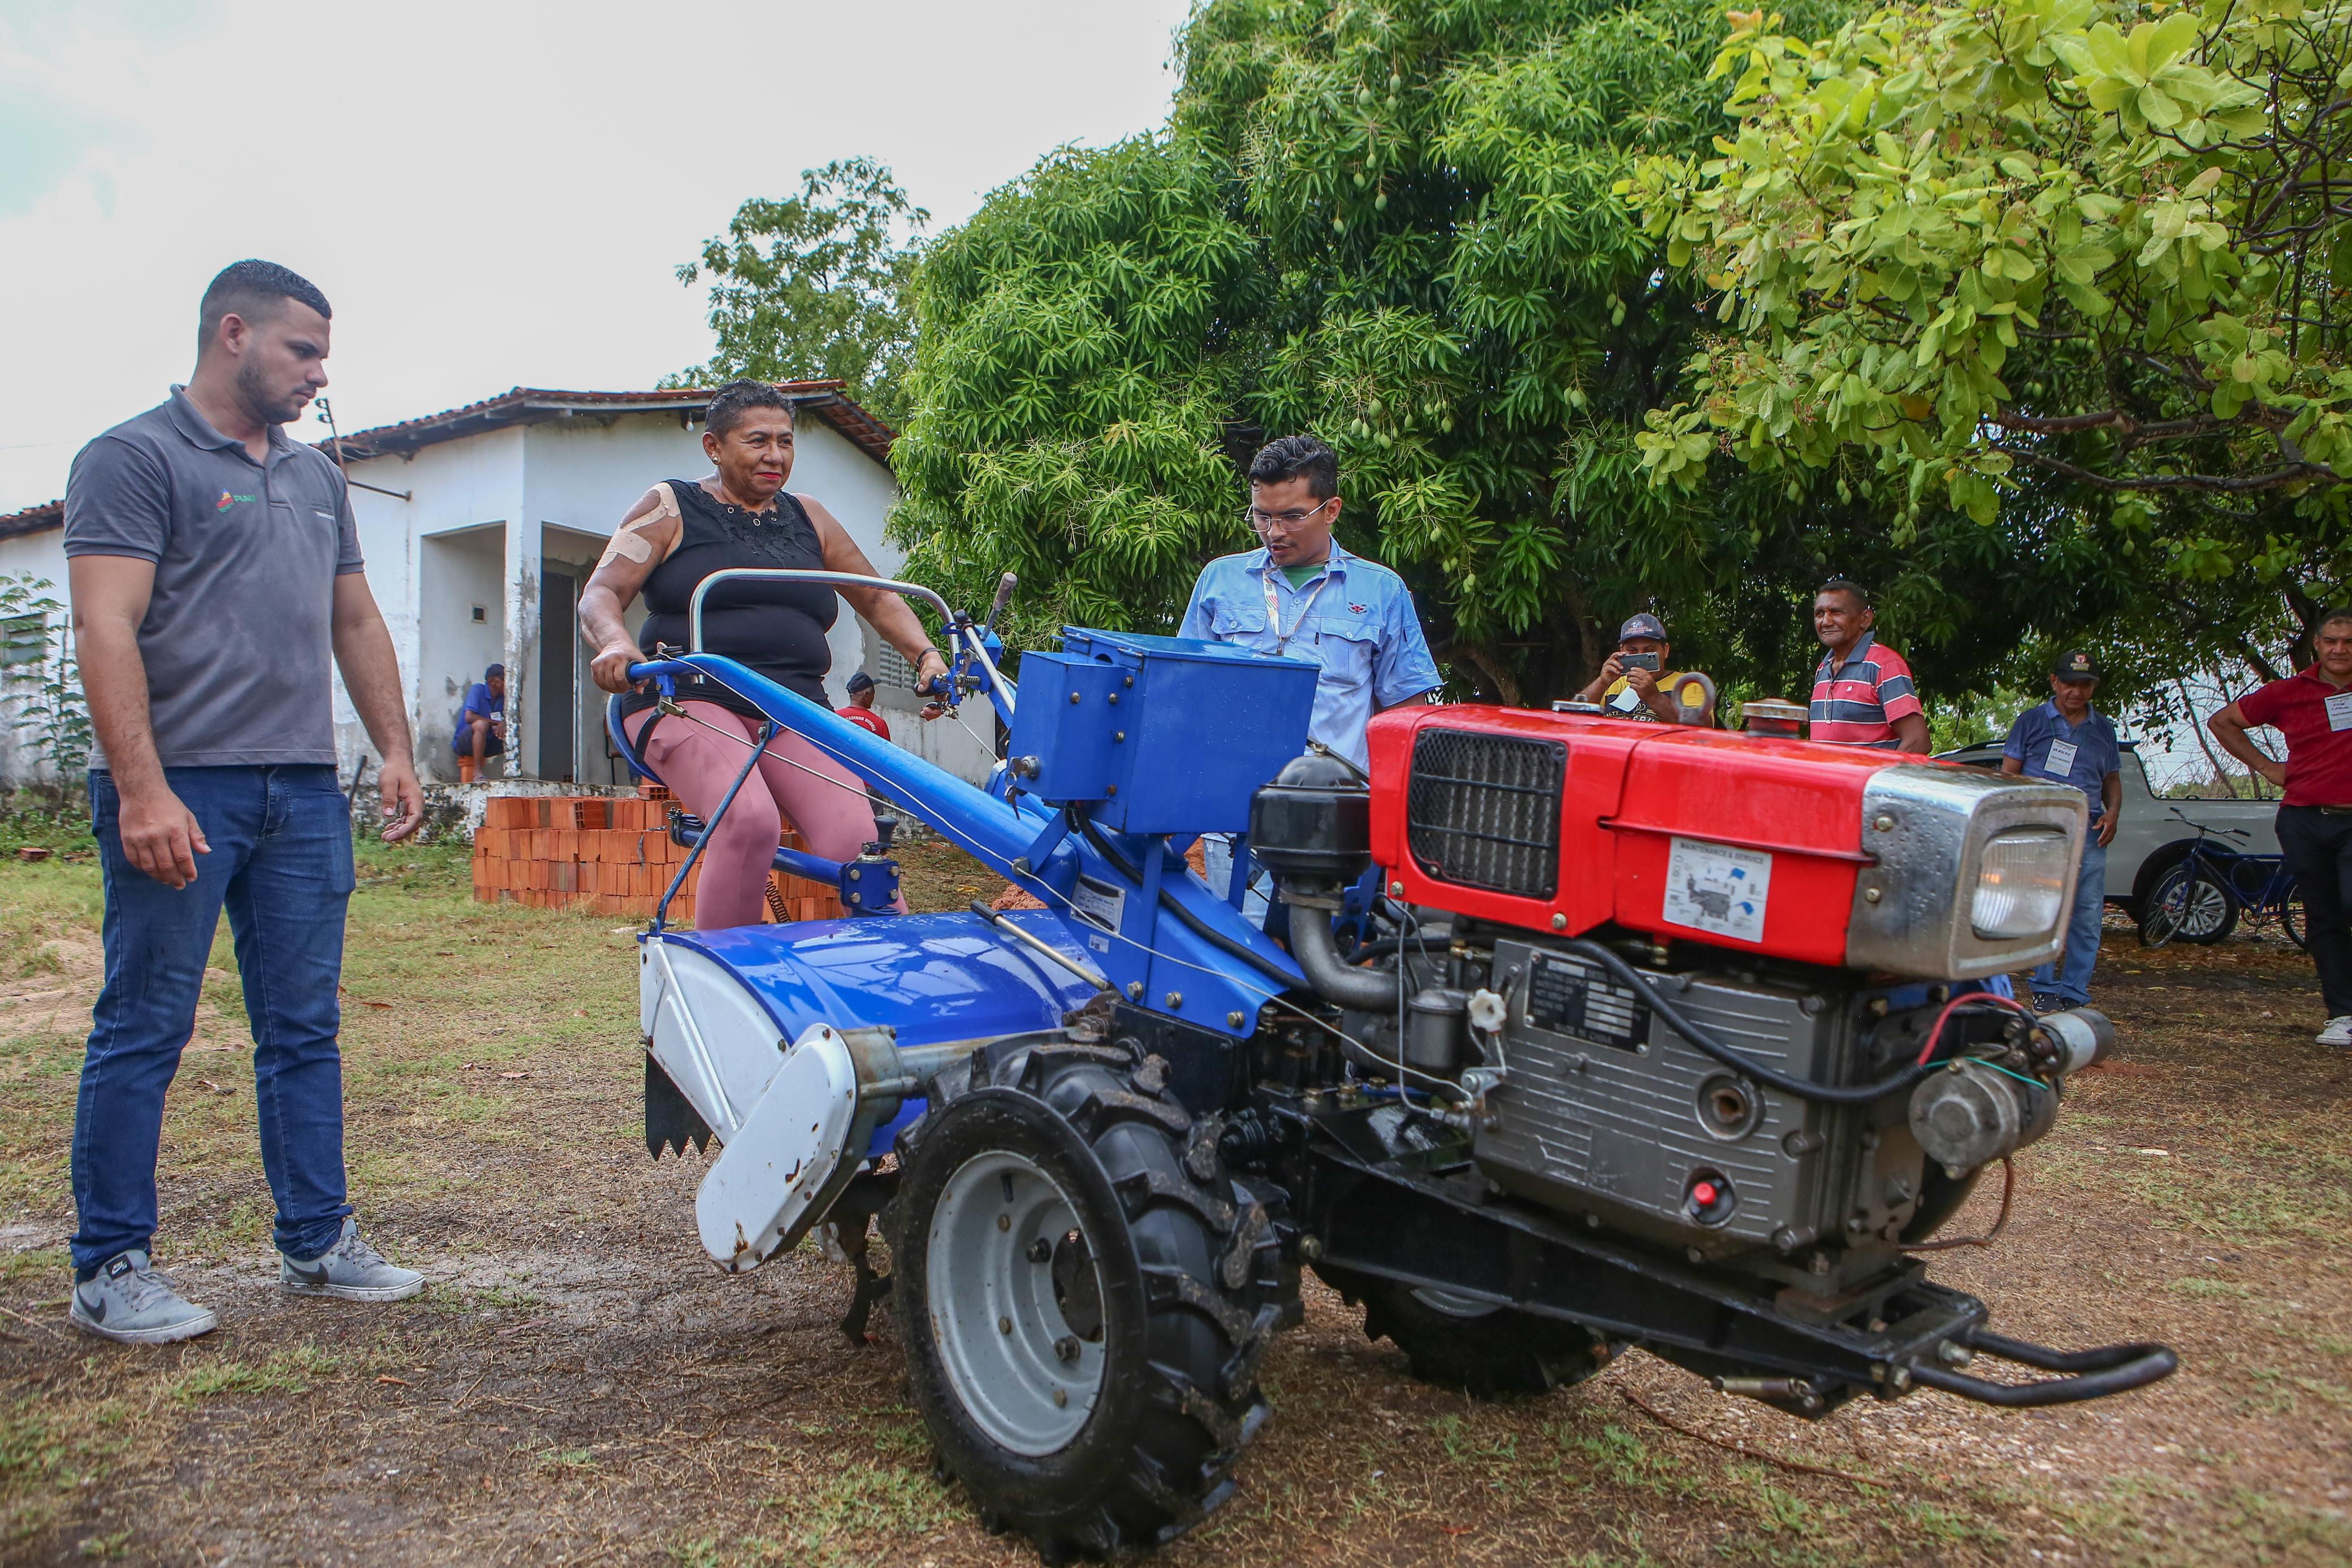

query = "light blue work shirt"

[
  {"left": 2001, "top": 699, "right": 2121, "bottom": 821},
  {"left": 1177, "top": 542, "right": 1442, "bottom": 771}
]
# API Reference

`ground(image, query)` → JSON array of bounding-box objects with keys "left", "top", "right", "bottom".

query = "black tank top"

[{"left": 619, "top": 481, "right": 837, "bottom": 724}]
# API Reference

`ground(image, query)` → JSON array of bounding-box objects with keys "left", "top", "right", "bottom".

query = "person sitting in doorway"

[
  {"left": 580, "top": 380, "right": 942, "bottom": 929},
  {"left": 1573, "top": 613, "right": 1716, "bottom": 725},
  {"left": 451, "top": 663, "right": 504, "bottom": 781},
  {"left": 835, "top": 670, "right": 891, "bottom": 741}
]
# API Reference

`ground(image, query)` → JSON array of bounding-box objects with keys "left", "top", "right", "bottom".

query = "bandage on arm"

[{"left": 597, "top": 482, "right": 684, "bottom": 569}]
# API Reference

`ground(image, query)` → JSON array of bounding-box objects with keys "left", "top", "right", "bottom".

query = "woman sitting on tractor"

[{"left": 580, "top": 379, "right": 944, "bottom": 928}]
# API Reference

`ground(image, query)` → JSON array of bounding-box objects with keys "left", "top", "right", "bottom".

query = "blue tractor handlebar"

[{"left": 618, "top": 649, "right": 1307, "bottom": 1037}]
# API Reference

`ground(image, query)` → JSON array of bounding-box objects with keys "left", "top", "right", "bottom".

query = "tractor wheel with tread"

[
  {"left": 890, "top": 1036, "right": 1283, "bottom": 1561},
  {"left": 1318, "top": 1264, "right": 1609, "bottom": 1398}
]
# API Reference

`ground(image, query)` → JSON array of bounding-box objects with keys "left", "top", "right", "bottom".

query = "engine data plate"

[{"left": 1524, "top": 950, "right": 1650, "bottom": 1050}]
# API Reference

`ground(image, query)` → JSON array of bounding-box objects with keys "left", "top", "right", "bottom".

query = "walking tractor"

[{"left": 616, "top": 569, "right": 2177, "bottom": 1560}]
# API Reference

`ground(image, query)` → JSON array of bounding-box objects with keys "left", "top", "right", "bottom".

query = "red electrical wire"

[{"left": 1913, "top": 989, "right": 2038, "bottom": 1067}]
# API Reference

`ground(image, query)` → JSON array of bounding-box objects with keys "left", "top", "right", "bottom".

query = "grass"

[{"left": 0, "top": 837, "right": 2345, "bottom": 1564}]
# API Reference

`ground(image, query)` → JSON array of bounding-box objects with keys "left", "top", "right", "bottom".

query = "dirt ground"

[{"left": 0, "top": 837, "right": 2346, "bottom": 1566}]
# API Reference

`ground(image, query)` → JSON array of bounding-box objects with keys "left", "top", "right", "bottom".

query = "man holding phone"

[{"left": 1574, "top": 613, "right": 1715, "bottom": 726}]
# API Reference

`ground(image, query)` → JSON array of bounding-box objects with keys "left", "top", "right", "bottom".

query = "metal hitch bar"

[{"left": 1906, "top": 1329, "right": 2178, "bottom": 1407}]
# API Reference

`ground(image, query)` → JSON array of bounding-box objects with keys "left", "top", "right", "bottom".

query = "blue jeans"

[
  {"left": 1200, "top": 834, "right": 1273, "bottom": 929},
  {"left": 2031, "top": 834, "right": 2108, "bottom": 1007},
  {"left": 71, "top": 766, "right": 356, "bottom": 1274}
]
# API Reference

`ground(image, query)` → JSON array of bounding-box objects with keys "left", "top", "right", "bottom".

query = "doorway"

[{"left": 539, "top": 569, "right": 577, "bottom": 780}]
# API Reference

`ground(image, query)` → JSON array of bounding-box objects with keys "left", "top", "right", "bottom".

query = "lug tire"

[
  {"left": 1318, "top": 1264, "right": 1608, "bottom": 1398},
  {"left": 891, "top": 1038, "right": 1282, "bottom": 1560}
]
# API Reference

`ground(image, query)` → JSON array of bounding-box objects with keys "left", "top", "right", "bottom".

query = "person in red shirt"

[
  {"left": 1806, "top": 581, "right": 1929, "bottom": 752},
  {"left": 2211, "top": 608, "right": 2352, "bottom": 1046},
  {"left": 835, "top": 670, "right": 892, "bottom": 742}
]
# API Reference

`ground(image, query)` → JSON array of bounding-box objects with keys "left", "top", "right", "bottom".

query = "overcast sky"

[{"left": 0, "top": 0, "right": 1194, "bottom": 508}]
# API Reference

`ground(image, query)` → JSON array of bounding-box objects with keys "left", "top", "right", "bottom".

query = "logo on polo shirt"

[{"left": 215, "top": 489, "right": 256, "bottom": 511}]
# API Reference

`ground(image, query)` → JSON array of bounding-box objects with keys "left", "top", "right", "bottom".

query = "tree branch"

[{"left": 1990, "top": 443, "right": 2338, "bottom": 494}]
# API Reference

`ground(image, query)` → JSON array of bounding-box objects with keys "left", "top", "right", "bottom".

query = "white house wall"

[
  {"left": 0, "top": 527, "right": 70, "bottom": 784},
  {"left": 0, "top": 404, "right": 989, "bottom": 791},
  {"left": 344, "top": 426, "right": 526, "bottom": 782}
]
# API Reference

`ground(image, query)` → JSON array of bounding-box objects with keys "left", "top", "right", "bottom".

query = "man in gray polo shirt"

[{"left": 64, "top": 260, "right": 427, "bottom": 1344}]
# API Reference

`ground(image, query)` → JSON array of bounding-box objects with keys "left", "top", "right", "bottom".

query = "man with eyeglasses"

[{"left": 1179, "top": 435, "right": 1442, "bottom": 917}]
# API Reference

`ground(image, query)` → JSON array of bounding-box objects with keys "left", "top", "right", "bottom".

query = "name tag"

[
  {"left": 2042, "top": 738, "right": 2079, "bottom": 777},
  {"left": 2329, "top": 690, "right": 2352, "bottom": 733}
]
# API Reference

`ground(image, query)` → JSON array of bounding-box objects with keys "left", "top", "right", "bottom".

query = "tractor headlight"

[
  {"left": 1971, "top": 830, "right": 2072, "bottom": 939},
  {"left": 1847, "top": 768, "right": 2086, "bottom": 980}
]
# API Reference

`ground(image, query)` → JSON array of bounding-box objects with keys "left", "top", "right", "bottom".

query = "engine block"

[{"left": 1472, "top": 941, "right": 1925, "bottom": 1258}]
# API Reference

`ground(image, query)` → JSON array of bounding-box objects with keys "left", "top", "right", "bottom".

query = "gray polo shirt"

[{"left": 64, "top": 387, "right": 364, "bottom": 769}]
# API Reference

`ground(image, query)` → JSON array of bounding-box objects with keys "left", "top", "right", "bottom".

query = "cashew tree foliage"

[
  {"left": 1627, "top": 0, "right": 2352, "bottom": 674},
  {"left": 889, "top": 0, "right": 2015, "bottom": 703}
]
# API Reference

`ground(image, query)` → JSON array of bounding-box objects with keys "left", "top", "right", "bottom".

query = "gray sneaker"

[
  {"left": 70, "top": 1250, "right": 218, "bottom": 1345},
  {"left": 279, "top": 1218, "right": 425, "bottom": 1302}
]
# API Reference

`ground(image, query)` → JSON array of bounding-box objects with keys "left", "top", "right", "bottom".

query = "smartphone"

[{"left": 1621, "top": 651, "right": 1661, "bottom": 672}]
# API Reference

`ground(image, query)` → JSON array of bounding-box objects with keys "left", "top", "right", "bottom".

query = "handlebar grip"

[{"left": 988, "top": 571, "right": 1018, "bottom": 626}]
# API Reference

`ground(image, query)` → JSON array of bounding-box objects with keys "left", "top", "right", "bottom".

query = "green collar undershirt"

[{"left": 1279, "top": 561, "right": 1326, "bottom": 590}]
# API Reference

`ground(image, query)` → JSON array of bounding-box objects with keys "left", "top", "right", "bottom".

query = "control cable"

[
  {"left": 1076, "top": 817, "right": 1303, "bottom": 990},
  {"left": 1560, "top": 939, "right": 1944, "bottom": 1106}
]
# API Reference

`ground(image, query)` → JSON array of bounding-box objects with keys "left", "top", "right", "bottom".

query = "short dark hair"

[
  {"left": 2318, "top": 607, "right": 2352, "bottom": 636},
  {"left": 704, "top": 379, "right": 796, "bottom": 439},
  {"left": 1817, "top": 578, "right": 1872, "bottom": 609},
  {"left": 1248, "top": 435, "right": 1339, "bottom": 501},
  {"left": 198, "top": 260, "right": 330, "bottom": 353}
]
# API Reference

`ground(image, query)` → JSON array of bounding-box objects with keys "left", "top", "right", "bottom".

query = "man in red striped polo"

[{"left": 1807, "top": 580, "right": 1930, "bottom": 752}]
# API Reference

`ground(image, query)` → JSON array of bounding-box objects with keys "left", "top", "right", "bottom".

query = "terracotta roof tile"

[
  {"left": 0, "top": 499, "right": 62, "bottom": 541},
  {"left": 320, "top": 383, "right": 895, "bottom": 467}
]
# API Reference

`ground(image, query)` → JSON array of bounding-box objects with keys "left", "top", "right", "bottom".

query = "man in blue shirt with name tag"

[
  {"left": 1179, "top": 435, "right": 1442, "bottom": 918},
  {"left": 2001, "top": 649, "right": 2122, "bottom": 1012}
]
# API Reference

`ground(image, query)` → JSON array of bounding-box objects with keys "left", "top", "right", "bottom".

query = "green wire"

[{"left": 1955, "top": 1057, "right": 2048, "bottom": 1093}]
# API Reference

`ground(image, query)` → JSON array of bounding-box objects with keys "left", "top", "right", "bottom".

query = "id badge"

[
  {"left": 2042, "top": 737, "right": 2079, "bottom": 778},
  {"left": 2328, "top": 689, "right": 2352, "bottom": 733}
]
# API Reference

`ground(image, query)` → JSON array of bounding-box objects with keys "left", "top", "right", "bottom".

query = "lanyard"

[{"left": 1261, "top": 566, "right": 1333, "bottom": 657}]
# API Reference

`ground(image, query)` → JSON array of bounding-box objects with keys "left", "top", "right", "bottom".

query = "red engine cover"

[{"left": 1366, "top": 706, "right": 1919, "bottom": 966}]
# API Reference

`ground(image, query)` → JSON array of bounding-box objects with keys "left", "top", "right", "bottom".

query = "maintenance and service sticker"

[
  {"left": 1069, "top": 874, "right": 1126, "bottom": 951},
  {"left": 1660, "top": 837, "right": 1771, "bottom": 943}
]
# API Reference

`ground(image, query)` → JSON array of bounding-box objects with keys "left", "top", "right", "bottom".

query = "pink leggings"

[{"left": 629, "top": 702, "right": 888, "bottom": 929}]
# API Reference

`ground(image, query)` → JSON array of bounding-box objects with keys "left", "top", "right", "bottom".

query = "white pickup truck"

[{"left": 1936, "top": 739, "right": 2280, "bottom": 933}]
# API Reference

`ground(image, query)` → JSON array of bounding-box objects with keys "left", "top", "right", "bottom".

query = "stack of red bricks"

[{"left": 470, "top": 792, "right": 843, "bottom": 923}]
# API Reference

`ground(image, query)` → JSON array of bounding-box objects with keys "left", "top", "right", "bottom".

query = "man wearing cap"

[
  {"left": 1807, "top": 580, "right": 1930, "bottom": 752},
  {"left": 2210, "top": 607, "right": 2352, "bottom": 1047},
  {"left": 2001, "top": 652, "right": 2122, "bottom": 1012},
  {"left": 452, "top": 664, "right": 504, "bottom": 781},
  {"left": 835, "top": 671, "right": 891, "bottom": 742},
  {"left": 1573, "top": 614, "right": 1716, "bottom": 726}
]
